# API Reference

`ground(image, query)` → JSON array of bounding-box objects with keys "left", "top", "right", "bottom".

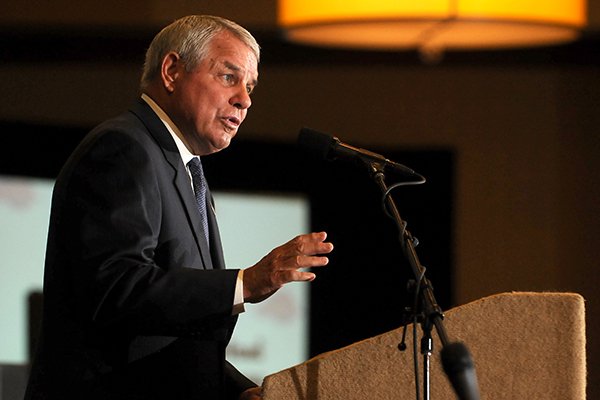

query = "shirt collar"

[{"left": 141, "top": 93, "right": 197, "bottom": 166}]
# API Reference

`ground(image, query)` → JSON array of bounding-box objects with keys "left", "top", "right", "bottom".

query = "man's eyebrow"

[
  {"left": 223, "top": 61, "right": 258, "bottom": 87},
  {"left": 223, "top": 61, "right": 241, "bottom": 72}
]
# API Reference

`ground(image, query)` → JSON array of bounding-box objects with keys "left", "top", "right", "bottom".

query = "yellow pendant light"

[{"left": 278, "top": 0, "right": 587, "bottom": 52}]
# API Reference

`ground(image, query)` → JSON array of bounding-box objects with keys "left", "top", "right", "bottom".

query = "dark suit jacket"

[{"left": 25, "top": 99, "right": 256, "bottom": 399}]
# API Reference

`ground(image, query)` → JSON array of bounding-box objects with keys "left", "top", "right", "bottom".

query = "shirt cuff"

[{"left": 232, "top": 269, "right": 245, "bottom": 315}]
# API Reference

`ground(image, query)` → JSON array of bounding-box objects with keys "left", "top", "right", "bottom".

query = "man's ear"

[{"left": 160, "top": 51, "right": 181, "bottom": 93}]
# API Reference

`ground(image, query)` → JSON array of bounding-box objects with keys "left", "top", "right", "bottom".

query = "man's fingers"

[
  {"left": 295, "top": 254, "right": 329, "bottom": 268},
  {"left": 298, "top": 271, "right": 316, "bottom": 282},
  {"left": 279, "top": 269, "right": 316, "bottom": 283},
  {"left": 293, "top": 232, "right": 334, "bottom": 256}
]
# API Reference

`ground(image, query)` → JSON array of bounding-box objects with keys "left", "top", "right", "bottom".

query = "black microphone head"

[
  {"left": 441, "top": 341, "right": 475, "bottom": 373},
  {"left": 297, "top": 127, "right": 338, "bottom": 161},
  {"left": 441, "top": 342, "right": 480, "bottom": 400}
]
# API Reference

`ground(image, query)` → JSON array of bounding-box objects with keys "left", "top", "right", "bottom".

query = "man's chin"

[{"left": 207, "top": 135, "right": 234, "bottom": 154}]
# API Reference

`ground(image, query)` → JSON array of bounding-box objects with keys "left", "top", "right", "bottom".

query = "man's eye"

[
  {"left": 246, "top": 86, "right": 254, "bottom": 95},
  {"left": 222, "top": 74, "right": 235, "bottom": 84}
]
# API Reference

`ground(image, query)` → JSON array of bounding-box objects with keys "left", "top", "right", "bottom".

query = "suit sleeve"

[
  {"left": 224, "top": 361, "right": 259, "bottom": 399},
  {"left": 51, "top": 126, "right": 237, "bottom": 337}
]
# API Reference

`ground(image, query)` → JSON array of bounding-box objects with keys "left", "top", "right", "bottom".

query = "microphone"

[
  {"left": 441, "top": 342, "right": 481, "bottom": 400},
  {"left": 297, "top": 127, "right": 419, "bottom": 178}
]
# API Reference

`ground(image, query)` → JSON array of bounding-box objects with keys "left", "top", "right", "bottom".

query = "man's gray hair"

[{"left": 140, "top": 15, "right": 260, "bottom": 90}]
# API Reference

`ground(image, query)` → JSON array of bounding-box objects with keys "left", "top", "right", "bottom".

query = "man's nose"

[{"left": 231, "top": 86, "right": 252, "bottom": 110}]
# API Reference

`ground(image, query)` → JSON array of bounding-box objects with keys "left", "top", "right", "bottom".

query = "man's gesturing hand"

[{"left": 243, "top": 232, "right": 333, "bottom": 304}]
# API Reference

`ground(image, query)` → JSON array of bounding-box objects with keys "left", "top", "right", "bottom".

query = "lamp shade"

[{"left": 278, "top": 0, "right": 587, "bottom": 50}]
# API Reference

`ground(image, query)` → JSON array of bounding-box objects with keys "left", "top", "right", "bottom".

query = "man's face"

[{"left": 168, "top": 31, "right": 258, "bottom": 155}]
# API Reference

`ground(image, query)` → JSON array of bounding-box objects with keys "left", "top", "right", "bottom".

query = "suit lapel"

[
  {"left": 206, "top": 190, "right": 225, "bottom": 270},
  {"left": 129, "top": 99, "right": 215, "bottom": 270}
]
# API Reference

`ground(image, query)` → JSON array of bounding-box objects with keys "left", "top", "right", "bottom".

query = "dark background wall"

[{"left": 0, "top": 1, "right": 599, "bottom": 398}]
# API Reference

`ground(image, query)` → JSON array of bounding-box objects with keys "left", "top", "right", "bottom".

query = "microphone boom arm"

[
  {"left": 367, "top": 161, "right": 449, "bottom": 343},
  {"left": 365, "top": 160, "right": 479, "bottom": 400}
]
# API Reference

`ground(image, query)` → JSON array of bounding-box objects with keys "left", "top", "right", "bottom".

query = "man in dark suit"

[{"left": 25, "top": 15, "right": 333, "bottom": 400}]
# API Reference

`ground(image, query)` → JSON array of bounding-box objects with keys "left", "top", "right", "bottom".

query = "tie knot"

[{"left": 188, "top": 157, "right": 204, "bottom": 178}]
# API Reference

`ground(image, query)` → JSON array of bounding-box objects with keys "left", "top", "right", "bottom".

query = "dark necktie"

[{"left": 187, "top": 157, "right": 210, "bottom": 245}]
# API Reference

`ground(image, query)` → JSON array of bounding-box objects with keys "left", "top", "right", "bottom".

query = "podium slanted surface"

[{"left": 262, "top": 292, "right": 586, "bottom": 399}]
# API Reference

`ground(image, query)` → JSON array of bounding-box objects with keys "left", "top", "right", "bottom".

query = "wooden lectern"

[{"left": 262, "top": 292, "right": 586, "bottom": 399}]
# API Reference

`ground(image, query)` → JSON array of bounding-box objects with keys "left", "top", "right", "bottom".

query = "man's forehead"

[
  {"left": 207, "top": 39, "right": 258, "bottom": 73},
  {"left": 209, "top": 32, "right": 258, "bottom": 62}
]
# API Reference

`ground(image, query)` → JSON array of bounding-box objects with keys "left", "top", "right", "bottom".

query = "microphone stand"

[{"left": 364, "top": 160, "right": 472, "bottom": 400}]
